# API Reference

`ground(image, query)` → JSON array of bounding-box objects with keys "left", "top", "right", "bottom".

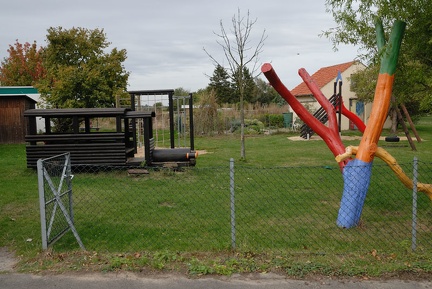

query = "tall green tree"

[
  {"left": 174, "top": 87, "right": 190, "bottom": 97},
  {"left": 324, "top": 0, "right": 432, "bottom": 113},
  {"left": 37, "top": 27, "right": 129, "bottom": 108},
  {"left": 232, "top": 66, "right": 257, "bottom": 104},
  {"left": 254, "top": 78, "right": 283, "bottom": 105},
  {"left": 0, "top": 40, "right": 45, "bottom": 86},
  {"left": 208, "top": 64, "right": 235, "bottom": 104},
  {"left": 173, "top": 87, "right": 191, "bottom": 110}
]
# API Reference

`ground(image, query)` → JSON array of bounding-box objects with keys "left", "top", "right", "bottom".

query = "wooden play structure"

[
  {"left": 25, "top": 107, "right": 137, "bottom": 168},
  {"left": 24, "top": 89, "right": 197, "bottom": 168}
]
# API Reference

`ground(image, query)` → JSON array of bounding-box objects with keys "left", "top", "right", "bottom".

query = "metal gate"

[{"left": 37, "top": 153, "right": 85, "bottom": 250}]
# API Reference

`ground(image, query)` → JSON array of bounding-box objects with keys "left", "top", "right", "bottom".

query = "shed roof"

[
  {"left": 24, "top": 108, "right": 130, "bottom": 117},
  {"left": 0, "top": 86, "right": 38, "bottom": 95},
  {"left": 128, "top": 89, "right": 174, "bottom": 95},
  {"left": 0, "top": 94, "right": 37, "bottom": 103},
  {"left": 291, "top": 61, "right": 355, "bottom": 96}
]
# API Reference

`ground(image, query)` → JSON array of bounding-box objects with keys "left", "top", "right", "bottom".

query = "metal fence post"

[
  {"left": 230, "top": 158, "right": 236, "bottom": 250},
  {"left": 66, "top": 154, "right": 74, "bottom": 224},
  {"left": 412, "top": 157, "right": 418, "bottom": 252},
  {"left": 37, "top": 159, "right": 48, "bottom": 250}
]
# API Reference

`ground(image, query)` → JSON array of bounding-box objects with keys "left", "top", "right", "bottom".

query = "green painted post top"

[
  {"left": 0, "top": 86, "right": 38, "bottom": 95},
  {"left": 377, "top": 20, "right": 406, "bottom": 76}
]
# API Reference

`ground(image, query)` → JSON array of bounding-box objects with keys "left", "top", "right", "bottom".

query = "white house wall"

[
  {"left": 26, "top": 93, "right": 46, "bottom": 132},
  {"left": 320, "top": 62, "right": 365, "bottom": 130}
]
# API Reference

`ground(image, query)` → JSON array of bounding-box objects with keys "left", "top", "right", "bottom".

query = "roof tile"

[{"left": 291, "top": 61, "right": 355, "bottom": 96}]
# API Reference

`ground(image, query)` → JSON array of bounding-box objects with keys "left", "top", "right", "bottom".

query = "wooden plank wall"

[{"left": 0, "top": 96, "right": 34, "bottom": 144}]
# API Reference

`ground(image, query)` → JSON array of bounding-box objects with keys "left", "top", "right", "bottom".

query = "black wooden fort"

[{"left": 24, "top": 89, "right": 196, "bottom": 168}]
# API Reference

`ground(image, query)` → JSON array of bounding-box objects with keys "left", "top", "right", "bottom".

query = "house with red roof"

[{"left": 290, "top": 60, "right": 384, "bottom": 131}]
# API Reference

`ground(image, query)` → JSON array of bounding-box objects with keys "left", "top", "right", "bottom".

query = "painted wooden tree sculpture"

[{"left": 262, "top": 19, "right": 432, "bottom": 228}]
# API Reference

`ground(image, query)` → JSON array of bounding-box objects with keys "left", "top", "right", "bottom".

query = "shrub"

[{"left": 259, "top": 114, "right": 284, "bottom": 128}]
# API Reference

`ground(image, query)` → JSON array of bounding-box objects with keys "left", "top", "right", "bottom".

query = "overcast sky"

[{"left": 0, "top": 0, "right": 359, "bottom": 91}]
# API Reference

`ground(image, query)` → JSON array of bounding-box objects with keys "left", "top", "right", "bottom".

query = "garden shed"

[{"left": 0, "top": 87, "right": 38, "bottom": 143}]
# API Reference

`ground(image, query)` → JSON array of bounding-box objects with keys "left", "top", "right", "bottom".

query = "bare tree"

[{"left": 204, "top": 9, "right": 267, "bottom": 160}]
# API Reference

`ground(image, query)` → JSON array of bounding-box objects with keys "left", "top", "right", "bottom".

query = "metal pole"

[
  {"left": 183, "top": 97, "right": 186, "bottom": 148},
  {"left": 230, "top": 158, "right": 236, "bottom": 250},
  {"left": 412, "top": 157, "right": 418, "bottom": 252},
  {"left": 189, "top": 93, "right": 195, "bottom": 150},
  {"left": 168, "top": 92, "right": 175, "bottom": 149},
  {"left": 66, "top": 153, "right": 74, "bottom": 223},
  {"left": 37, "top": 159, "right": 48, "bottom": 250},
  {"left": 130, "top": 93, "right": 138, "bottom": 153},
  {"left": 177, "top": 96, "right": 180, "bottom": 147}
]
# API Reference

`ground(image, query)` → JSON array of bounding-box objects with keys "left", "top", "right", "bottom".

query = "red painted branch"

[
  {"left": 261, "top": 63, "right": 316, "bottom": 128},
  {"left": 341, "top": 103, "right": 366, "bottom": 133},
  {"left": 261, "top": 63, "right": 347, "bottom": 166},
  {"left": 299, "top": 67, "right": 366, "bottom": 134},
  {"left": 298, "top": 68, "right": 339, "bottom": 133}
]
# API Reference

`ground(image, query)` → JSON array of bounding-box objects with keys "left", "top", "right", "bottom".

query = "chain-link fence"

[
  {"left": 37, "top": 153, "right": 85, "bottom": 250},
  {"left": 51, "top": 158, "right": 432, "bottom": 256}
]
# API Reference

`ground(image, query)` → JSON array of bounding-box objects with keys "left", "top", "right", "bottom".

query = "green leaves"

[
  {"left": 325, "top": 0, "right": 432, "bottom": 114},
  {"left": 37, "top": 27, "right": 129, "bottom": 109}
]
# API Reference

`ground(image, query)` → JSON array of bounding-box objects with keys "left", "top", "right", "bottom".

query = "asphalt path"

[{"left": 1, "top": 272, "right": 431, "bottom": 289}]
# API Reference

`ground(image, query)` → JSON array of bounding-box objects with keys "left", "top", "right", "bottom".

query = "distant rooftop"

[
  {"left": 291, "top": 61, "right": 356, "bottom": 96},
  {"left": 0, "top": 86, "right": 38, "bottom": 95}
]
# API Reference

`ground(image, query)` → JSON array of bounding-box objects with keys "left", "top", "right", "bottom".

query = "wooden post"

[
  {"left": 73, "top": 116, "right": 79, "bottom": 134},
  {"left": 401, "top": 104, "right": 421, "bottom": 142},
  {"left": 396, "top": 107, "right": 416, "bottom": 151}
]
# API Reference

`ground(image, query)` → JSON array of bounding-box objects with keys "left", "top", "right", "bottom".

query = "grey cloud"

[{"left": 0, "top": 0, "right": 357, "bottom": 91}]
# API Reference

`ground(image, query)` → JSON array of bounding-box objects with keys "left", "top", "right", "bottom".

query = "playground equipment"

[
  {"left": 262, "top": 19, "right": 432, "bottom": 228},
  {"left": 127, "top": 89, "right": 197, "bottom": 167},
  {"left": 24, "top": 89, "right": 197, "bottom": 168},
  {"left": 24, "top": 108, "right": 138, "bottom": 168}
]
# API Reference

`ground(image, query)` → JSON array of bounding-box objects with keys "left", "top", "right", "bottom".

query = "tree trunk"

[
  {"left": 389, "top": 108, "right": 398, "bottom": 135},
  {"left": 389, "top": 96, "right": 398, "bottom": 135}
]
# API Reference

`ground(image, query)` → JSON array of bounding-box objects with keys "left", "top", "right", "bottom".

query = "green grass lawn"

[
  {"left": 1, "top": 116, "right": 431, "bottom": 277},
  {"left": 195, "top": 115, "right": 432, "bottom": 167}
]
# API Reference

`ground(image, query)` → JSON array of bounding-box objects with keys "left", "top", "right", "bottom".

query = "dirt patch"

[{"left": 0, "top": 247, "right": 17, "bottom": 272}]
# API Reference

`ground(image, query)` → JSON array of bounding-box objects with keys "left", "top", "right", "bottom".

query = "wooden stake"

[
  {"left": 396, "top": 107, "right": 416, "bottom": 151},
  {"left": 401, "top": 104, "right": 422, "bottom": 142}
]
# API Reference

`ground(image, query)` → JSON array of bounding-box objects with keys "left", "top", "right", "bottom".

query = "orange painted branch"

[
  {"left": 337, "top": 20, "right": 406, "bottom": 228},
  {"left": 356, "top": 74, "right": 394, "bottom": 162},
  {"left": 356, "top": 20, "right": 405, "bottom": 163}
]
